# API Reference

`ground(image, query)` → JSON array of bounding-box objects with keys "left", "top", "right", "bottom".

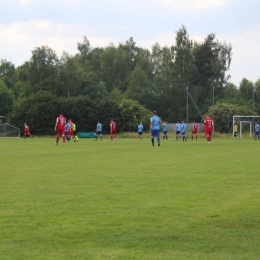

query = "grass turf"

[{"left": 1, "top": 136, "right": 260, "bottom": 259}]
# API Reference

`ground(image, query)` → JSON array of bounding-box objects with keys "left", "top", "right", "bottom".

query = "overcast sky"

[{"left": 1, "top": 0, "right": 259, "bottom": 86}]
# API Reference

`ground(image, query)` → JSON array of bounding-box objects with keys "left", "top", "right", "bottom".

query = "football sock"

[
  {"left": 157, "top": 137, "right": 160, "bottom": 144},
  {"left": 151, "top": 138, "right": 154, "bottom": 146},
  {"left": 62, "top": 136, "right": 65, "bottom": 143},
  {"left": 56, "top": 137, "right": 59, "bottom": 143}
]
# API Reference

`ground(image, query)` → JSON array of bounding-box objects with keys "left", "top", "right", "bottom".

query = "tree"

[
  {"left": 125, "top": 64, "right": 150, "bottom": 104},
  {"left": 118, "top": 99, "right": 151, "bottom": 131},
  {"left": 0, "top": 59, "right": 18, "bottom": 97},
  {"left": 77, "top": 36, "right": 91, "bottom": 61},
  {"left": 239, "top": 78, "right": 254, "bottom": 102},
  {"left": 27, "top": 46, "right": 61, "bottom": 95},
  {"left": 0, "top": 80, "right": 15, "bottom": 115}
]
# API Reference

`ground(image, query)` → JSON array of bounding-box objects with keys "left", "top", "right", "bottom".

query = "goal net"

[
  {"left": 0, "top": 123, "right": 20, "bottom": 137},
  {"left": 233, "top": 115, "right": 260, "bottom": 138}
]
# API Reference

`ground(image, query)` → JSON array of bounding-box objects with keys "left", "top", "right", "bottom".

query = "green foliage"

[
  {"left": 0, "top": 80, "right": 15, "bottom": 115},
  {"left": 118, "top": 99, "right": 151, "bottom": 131},
  {"left": 239, "top": 78, "right": 254, "bottom": 102},
  {"left": 0, "top": 26, "right": 242, "bottom": 126},
  {"left": 207, "top": 102, "right": 252, "bottom": 133}
]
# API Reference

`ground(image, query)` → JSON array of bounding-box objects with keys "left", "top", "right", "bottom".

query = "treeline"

[{"left": 0, "top": 25, "right": 259, "bottom": 134}]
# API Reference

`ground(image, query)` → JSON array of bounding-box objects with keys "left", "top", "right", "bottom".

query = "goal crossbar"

[{"left": 233, "top": 115, "right": 260, "bottom": 138}]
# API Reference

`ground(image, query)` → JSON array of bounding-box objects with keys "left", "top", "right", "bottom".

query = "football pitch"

[{"left": 1, "top": 136, "right": 260, "bottom": 259}]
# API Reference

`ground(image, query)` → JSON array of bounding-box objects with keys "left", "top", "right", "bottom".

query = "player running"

[
  {"left": 191, "top": 120, "right": 198, "bottom": 141},
  {"left": 55, "top": 113, "right": 66, "bottom": 145},
  {"left": 204, "top": 115, "right": 214, "bottom": 145},
  {"left": 69, "top": 119, "right": 76, "bottom": 142},
  {"left": 24, "top": 123, "right": 33, "bottom": 139}
]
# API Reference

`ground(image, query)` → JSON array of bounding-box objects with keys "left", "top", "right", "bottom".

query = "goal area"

[
  {"left": 233, "top": 115, "right": 260, "bottom": 138},
  {"left": 0, "top": 123, "right": 20, "bottom": 137}
]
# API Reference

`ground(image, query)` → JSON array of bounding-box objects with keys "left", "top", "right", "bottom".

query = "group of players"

[
  {"left": 24, "top": 111, "right": 214, "bottom": 146},
  {"left": 148, "top": 111, "right": 214, "bottom": 146},
  {"left": 54, "top": 113, "right": 78, "bottom": 145}
]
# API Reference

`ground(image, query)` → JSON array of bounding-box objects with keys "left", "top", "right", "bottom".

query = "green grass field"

[{"left": 1, "top": 136, "right": 260, "bottom": 259}]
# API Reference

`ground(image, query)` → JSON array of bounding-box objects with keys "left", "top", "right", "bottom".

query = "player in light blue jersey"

[
  {"left": 64, "top": 122, "right": 71, "bottom": 142},
  {"left": 181, "top": 120, "right": 187, "bottom": 141},
  {"left": 95, "top": 121, "right": 103, "bottom": 141},
  {"left": 161, "top": 121, "right": 168, "bottom": 140},
  {"left": 137, "top": 122, "right": 143, "bottom": 140},
  {"left": 176, "top": 121, "right": 181, "bottom": 141},
  {"left": 255, "top": 122, "right": 259, "bottom": 140},
  {"left": 150, "top": 111, "right": 161, "bottom": 146}
]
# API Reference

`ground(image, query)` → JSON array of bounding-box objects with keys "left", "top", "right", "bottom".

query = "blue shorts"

[
  {"left": 151, "top": 129, "right": 160, "bottom": 138},
  {"left": 96, "top": 131, "right": 102, "bottom": 135},
  {"left": 138, "top": 131, "right": 142, "bottom": 135},
  {"left": 65, "top": 131, "right": 69, "bottom": 136},
  {"left": 176, "top": 131, "right": 180, "bottom": 135},
  {"left": 163, "top": 131, "right": 167, "bottom": 135},
  {"left": 181, "top": 131, "right": 186, "bottom": 135}
]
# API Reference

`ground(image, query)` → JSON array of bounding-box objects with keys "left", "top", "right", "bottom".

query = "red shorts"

[
  {"left": 111, "top": 129, "right": 116, "bottom": 135},
  {"left": 192, "top": 130, "right": 198, "bottom": 134},
  {"left": 69, "top": 131, "right": 74, "bottom": 136},
  {"left": 57, "top": 128, "right": 65, "bottom": 135},
  {"left": 205, "top": 131, "right": 212, "bottom": 137},
  {"left": 25, "top": 130, "right": 30, "bottom": 134}
]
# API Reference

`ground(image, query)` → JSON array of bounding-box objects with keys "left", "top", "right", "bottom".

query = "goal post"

[
  {"left": 0, "top": 123, "right": 20, "bottom": 137},
  {"left": 233, "top": 115, "right": 260, "bottom": 138}
]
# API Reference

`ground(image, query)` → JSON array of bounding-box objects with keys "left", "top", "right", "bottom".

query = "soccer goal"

[
  {"left": 0, "top": 123, "right": 20, "bottom": 137},
  {"left": 233, "top": 115, "right": 260, "bottom": 138}
]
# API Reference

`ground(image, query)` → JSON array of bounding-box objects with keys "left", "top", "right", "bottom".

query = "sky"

[{"left": 0, "top": 0, "right": 260, "bottom": 86}]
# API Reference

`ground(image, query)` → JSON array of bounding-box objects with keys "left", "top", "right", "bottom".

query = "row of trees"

[{"left": 0, "top": 25, "right": 259, "bottom": 134}]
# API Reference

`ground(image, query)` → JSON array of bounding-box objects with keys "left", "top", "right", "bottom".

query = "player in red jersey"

[
  {"left": 68, "top": 119, "right": 76, "bottom": 142},
  {"left": 204, "top": 115, "right": 214, "bottom": 145},
  {"left": 110, "top": 119, "right": 118, "bottom": 141},
  {"left": 55, "top": 113, "right": 66, "bottom": 145},
  {"left": 24, "top": 123, "right": 33, "bottom": 139},
  {"left": 191, "top": 120, "right": 198, "bottom": 141}
]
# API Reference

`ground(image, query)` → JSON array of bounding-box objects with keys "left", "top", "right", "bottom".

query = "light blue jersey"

[
  {"left": 163, "top": 123, "right": 167, "bottom": 132},
  {"left": 176, "top": 123, "right": 181, "bottom": 131},
  {"left": 138, "top": 124, "right": 143, "bottom": 132},
  {"left": 65, "top": 123, "right": 70, "bottom": 132},
  {"left": 181, "top": 123, "right": 187, "bottom": 133},
  {"left": 97, "top": 123, "right": 102, "bottom": 131},
  {"left": 151, "top": 116, "right": 161, "bottom": 130},
  {"left": 255, "top": 124, "right": 259, "bottom": 132}
]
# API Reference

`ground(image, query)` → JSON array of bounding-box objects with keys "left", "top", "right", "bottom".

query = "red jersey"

[
  {"left": 24, "top": 125, "right": 29, "bottom": 131},
  {"left": 69, "top": 121, "right": 74, "bottom": 134},
  {"left": 110, "top": 121, "right": 116, "bottom": 130},
  {"left": 193, "top": 122, "right": 197, "bottom": 131},
  {"left": 204, "top": 117, "right": 214, "bottom": 132},
  {"left": 56, "top": 115, "right": 66, "bottom": 130},
  {"left": 192, "top": 122, "right": 198, "bottom": 134}
]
